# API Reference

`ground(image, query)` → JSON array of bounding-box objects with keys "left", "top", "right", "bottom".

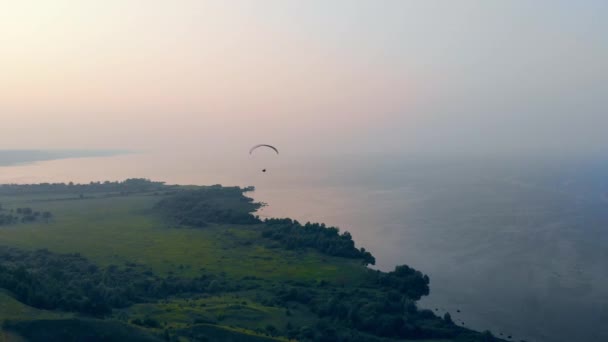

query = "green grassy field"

[
  {"left": 0, "top": 193, "right": 363, "bottom": 283},
  {"left": 119, "top": 293, "right": 317, "bottom": 332}
]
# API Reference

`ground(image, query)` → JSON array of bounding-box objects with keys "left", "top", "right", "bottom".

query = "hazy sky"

[{"left": 1, "top": 1, "right": 606, "bottom": 157}]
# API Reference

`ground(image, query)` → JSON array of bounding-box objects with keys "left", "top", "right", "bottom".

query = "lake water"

[{"left": 1, "top": 151, "right": 607, "bottom": 342}]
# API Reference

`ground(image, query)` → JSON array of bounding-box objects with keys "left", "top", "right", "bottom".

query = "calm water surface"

[{"left": 1, "top": 151, "right": 607, "bottom": 342}]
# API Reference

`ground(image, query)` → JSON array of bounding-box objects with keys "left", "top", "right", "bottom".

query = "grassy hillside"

[
  {"left": 0, "top": 290, "right": 70, "bottom": 322},
  {"left": 0, "top": 290, "right": 70, "bottom": 342},
  {"left": 0, "top": 180, "right": 504, "bottom": 341}
]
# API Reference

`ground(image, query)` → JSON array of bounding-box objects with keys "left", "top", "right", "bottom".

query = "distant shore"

[{"left": 0, "top": 150, "right": 131, "bottom": 167}]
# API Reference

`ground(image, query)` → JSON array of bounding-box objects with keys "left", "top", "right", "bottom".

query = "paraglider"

[
  {"left": 249, "top": 144, "right": 278, "bottom": 173},
  {"left": 249, "top": 144, "right": 279, "bottom": 155}
]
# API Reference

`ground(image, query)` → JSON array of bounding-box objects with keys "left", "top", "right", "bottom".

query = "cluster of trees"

[
  {"left": 0, "top": 247, "right": 229, "bottom": 316},
  {"left": 0, "top": 214, "right": 16, "bottom": 225},
  {"left": 254, "top": 266, "right": 490, "bottom": 342},
  {"left": 368, "top": 265, "right": 430, "bottom": 300},
  {"left": 157, "top": 188, "right": 372, "bottom": 265},
  {"left": 262, "top": 218, "right": 376, "bottom": 265},
  {"left": 0, "top": 178, "right": 168, "bottom": 196},
  {"left": 156, "top": 186, "right": 261, "bottom": 227},
  {"left": 264, "top": 267, "right": 437, "bottom": 340},
  {"left": 0, "top": 205, "right": 52, "bottom": 226}
]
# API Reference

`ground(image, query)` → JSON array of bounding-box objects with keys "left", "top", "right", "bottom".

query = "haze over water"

[{"left": 1, "top": 151, "right": 607, "bottom": 342}]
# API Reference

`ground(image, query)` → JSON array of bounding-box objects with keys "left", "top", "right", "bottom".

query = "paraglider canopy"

[
  {"left": 250, "top": 144, "right": 278, "bottom": 173},
  {"left": 249, "top": 144, "right": 279, "bottom": 155}
]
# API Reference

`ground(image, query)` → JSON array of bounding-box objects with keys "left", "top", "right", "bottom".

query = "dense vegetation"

[
  {"left": 262, "top": 218, "right": 376, "bottom": 265},
  {"left": 155, "top": 186, "right": 262, "bottom": 227},
  {"left": 0, "top": 178, "right": 167, "bottom": 196},
  {"left": 0, "top": 247, "right": 230, "bottom": 316},
  {"left": 0, "top": 205, "right": 52, "bottom": 225},
  {"left": 154, "top": 190, "right": 375, "bottom": 265},
  {"left": 0, "top": 180, "right": 505, "bottom": 341},
  {"left": 0, "top": 246, "right": 497, "bottom": 341}
]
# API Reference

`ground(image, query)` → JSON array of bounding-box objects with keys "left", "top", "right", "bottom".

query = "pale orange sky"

[
  {"left": 0, "top": 1, "right": 414, "bottom": 153},
  {"left": 1, "top": 1, "right": 606, "bottom": 156}
]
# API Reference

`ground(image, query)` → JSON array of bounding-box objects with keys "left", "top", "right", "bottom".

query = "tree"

[
  {"left": 207, "top": 280, "right": 221, "bottom": 293},
  {"left": 265, "top": 325, "right": 278, "bottom": 336},
  {"left": 481, "top": 330, "right": 497, "bottom": 342},
  {"left": 42, "top": 211, "right": 53, "bottom": 222},
  {"left": 443, "top": 312, "right": 454, "bottom": 325}
]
